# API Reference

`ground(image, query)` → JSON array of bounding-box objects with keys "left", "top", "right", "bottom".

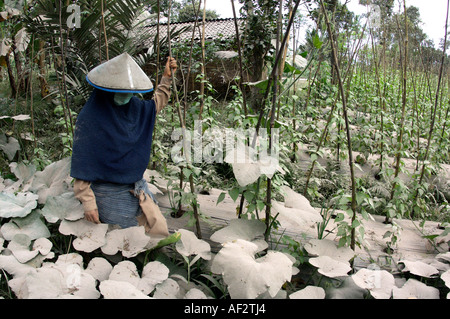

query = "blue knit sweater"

[{"left": 71, "top": 88, "right": 156, "bottom": 184}]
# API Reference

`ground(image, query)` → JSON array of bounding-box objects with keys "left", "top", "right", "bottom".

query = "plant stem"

[{"left": 319, "top": 0, "right": 357, "bottom": 250}]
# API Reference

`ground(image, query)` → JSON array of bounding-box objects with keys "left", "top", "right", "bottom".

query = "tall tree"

[{"left": 177, "top": 0, "right": 218, "bottom": 22}]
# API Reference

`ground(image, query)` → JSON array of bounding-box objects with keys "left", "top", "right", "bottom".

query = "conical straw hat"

[{"left": 86, "top": 53, "right": 153, "bottom": 93}]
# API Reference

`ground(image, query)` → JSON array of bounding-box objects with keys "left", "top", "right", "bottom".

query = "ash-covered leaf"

[
  {"left": 1, "top": 210, "right": 50, "bottom": 241},
  {"left": 289, "top": 286, "right": 325, "bottom": 299},
  {"left": 29, "top": 157, "right": 71, "bottom": 204},
  {"left": 0, "top": 192, "right": 38, "bottom": 218},
  {"left": 211, "top": 239, "right": 293, "bottom": 299},
  {"left": 101, "top": 226, "right": 151, "bottom": 258},
  {"left": 393, "top": 278, "right": 439, "bottom": 299},
  {"left": 59, "top": 219, "right": 108, "bottom": 253},
  {"left": 41, "top": 192, "right": 84, "bottom": 223}
]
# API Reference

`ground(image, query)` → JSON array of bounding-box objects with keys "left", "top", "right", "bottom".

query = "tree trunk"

[
  {"left": 38, "top": 40, "right": 50, "bottom": 99},
  {"left": 5, "top": 52, "right": 17, "bottom": 97},
  {"left": 11, "top": 40, "right": 26, "bottom": 95}
]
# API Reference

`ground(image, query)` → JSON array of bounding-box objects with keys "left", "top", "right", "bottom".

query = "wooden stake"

[{"left": 167, "top": 0, "right": 202, "bottom": 239}]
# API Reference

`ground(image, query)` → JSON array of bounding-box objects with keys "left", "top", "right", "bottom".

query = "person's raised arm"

[{"left": 154, "top": 57, "right": 178, "bottom": 113}]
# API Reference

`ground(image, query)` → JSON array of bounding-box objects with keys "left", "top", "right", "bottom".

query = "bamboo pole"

[
  {"left": 253, "top": 0, "right": 300, "bottom": 145},
  {"left": 198, "top": 0, "right": 207, "bottom": 120},
  {"left": 264, "top": 0, "right": 283, "bottom": 240},
  {"left": 319, "top": 0, "right": 357, "bottom": 250},
  {"left": 184, "top": 0, "right": 203, "bottom": 122},
  {"left": 386, "top": 0, "right": 408, "bottom": 224},
  {"left": 231, "top": 0, "right": 248, "bottom": 116},
  {"left": 156, "top": 0, "right": 160, "bottom": 88},
  {"left": 263, "top": 0, "right": 300, "bottom": 240},
  {"left": 29, "top": 35, "right": 36, "bottom": 150},
  {"left": 167, "top": 0, "right": 202, "bottom": 239}
]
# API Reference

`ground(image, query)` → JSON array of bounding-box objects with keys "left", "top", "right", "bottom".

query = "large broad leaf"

[
  {"left": 106, "top": 260, "right": 169, "bottom": 296},
  {"left": 351, "top": 268, "right": 395, "bottom": 299},
  {"left": 85, "top": 257, "right": 113, "bottom": 282},
  {"left": 0, "top": 255, "right": 35, "bottom": 280},
  {"left": 211, "top": 239, "right": 293, "bottom": 299},
  {"left": 0, "top": 38, "right": 11, "bottom": 55},
  {"left": 14, "top": 28, "right": 30, "bottom": 52},
  {"left": 308, "top": 256, "right": 351, "bottom": 278},
  {"left": 30, "top": 157, "right": 71, "bottom": 204},
  {"left": 6, "top": 234, "right": 53, "bottom": 266},
  {"left": 9, "top": 162, "right": 36, "bottom": 185},
  {"left": 0, "top": 210, "right": 50, "bottom": 241},
  {"left": 224, "top": 146, "right": 283, "bottom": 187},
  {"left": 41, "top": 192, "right": 84, "bottom": 223},
  {"left": 138, "top": 261, "right": 170, "bottom": 295},
  {"left": 282, "top": 186, "right": 317, "bottom": 212},
  {"left": 289, "top": 286, "right": 325, "bottom": 299},
  {"left": 210, "top": 219, "right": 268, "bottom": 252},
  {"left": 175, "top": 229, "right": 211, "bottom": 263},
  {"left": 304, "top": 239, "right": 355, "bottom": 262},
  {"left": 392, "top": 278, "right": 440, "bottom": 299},
  {"left": 0, "top": 192, "right": 38, "bottom": 218},
  {"left": 225, "top": 146, "right": 261, "bottom": 187},
  {"left": 7, "top": 234, "right": 40, "bottom": 263},
  {"left": 59, "top": 219, "right": 108, "bottom": 253},
  {"left": 19, "top": 263, "right": 99, "bottom": 299},
  {"left": 184, "top": 288, "right": 208, "bottom": 299},
  {"left": 0, "top": 133, "right": 20, "bottom": 161},
  {"left": 399, "top": 260, "right": 440, "bottom": 278},
  {"left": 272, "top": 186, "right": 323, "bottom": 228},
  {"left": 100, "top": 280, "right": 151, "bottom": 299},
  {"left": 153, "top": 278, "right": 180, "bottom": 299},
  {"left": 108, "top": 260, "right": 141, "bottom": 287},
  {"left": 101, "top": 226, "right": 151, "bottom": 258}
]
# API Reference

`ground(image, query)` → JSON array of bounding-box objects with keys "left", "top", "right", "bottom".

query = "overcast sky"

[{"left": 206, "top": 0, "right": 449, "bottom": 48}]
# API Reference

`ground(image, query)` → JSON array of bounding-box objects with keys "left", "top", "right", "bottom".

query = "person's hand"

[
  {"left": 85, "top": 209, "right": 100, "bottom": 224},
  {"left": 164, "top": 57, "right": 177, "bottom": 78}
]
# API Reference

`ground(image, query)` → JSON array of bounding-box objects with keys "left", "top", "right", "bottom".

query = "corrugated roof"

[{"left": 142, "top": 18, "right": 245, "bottom": 46}]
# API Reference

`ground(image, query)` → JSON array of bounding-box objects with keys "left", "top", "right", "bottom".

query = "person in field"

[{"left": 70, "top": 53, "right": 177, "bottom": 237}]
